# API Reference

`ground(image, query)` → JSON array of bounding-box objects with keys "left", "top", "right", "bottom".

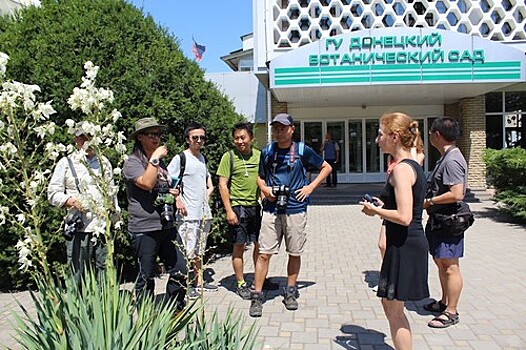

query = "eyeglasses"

[
  {"left": 191, "top": 135, "right": 206, "bottom": 141},
  {"left": 143, "top": 132, "right": 162, "bottom": 139}
]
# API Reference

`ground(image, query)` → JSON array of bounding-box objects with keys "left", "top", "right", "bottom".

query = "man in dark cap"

[{"left": 249, "top": 113, "right": 332, "bottom": 317}]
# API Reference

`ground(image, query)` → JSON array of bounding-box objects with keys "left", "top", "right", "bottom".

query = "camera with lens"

[
  {"left": 154, "top": 189, "right": 175, "bottom": 229},
  {"left": 63, "top": 212, "right": 84, "bottom": 241},
  {"left": 272, "top": 185, "right": 290, "bottom": 210}
]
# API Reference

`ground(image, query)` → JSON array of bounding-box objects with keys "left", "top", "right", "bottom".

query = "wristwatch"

[
  {"left": 149, "top": 158, "right": 160, "bottom": 167},
  {"left": 426, "top": 198, "right": 435, "bottom": 206}
]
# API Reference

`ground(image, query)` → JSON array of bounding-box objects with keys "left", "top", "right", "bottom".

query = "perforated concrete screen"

[{"left": 270, "top": 0, "right": 526, "bottom": 49}]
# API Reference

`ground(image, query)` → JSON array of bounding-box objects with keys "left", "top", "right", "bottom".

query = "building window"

[{"left": 486, "top": 91, "right": 524, "bottom": 149}]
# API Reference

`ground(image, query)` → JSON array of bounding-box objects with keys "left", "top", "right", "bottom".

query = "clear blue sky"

[{"left": 127, "top": 0, "right": 252, "bottom": 73}]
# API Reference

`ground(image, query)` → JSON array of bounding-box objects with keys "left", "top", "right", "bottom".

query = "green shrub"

[
  {"left": 0, "top": 0, "right": 243, "bottom": 289},
  {"left": 483, "top": 148, "right": 526, "bottom": 220}
]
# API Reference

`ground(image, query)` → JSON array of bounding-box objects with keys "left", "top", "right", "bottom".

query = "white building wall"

[
  {"left": 206, "top": 71, "right": 267, "bottom": 123},
  {"left": 0, "top": 0, "right": 40, "bottom": 15}
]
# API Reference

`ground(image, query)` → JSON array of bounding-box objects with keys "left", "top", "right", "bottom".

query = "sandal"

[
  {"left": 423, "top": 300, "right": 447, "bottom": 313},
  {"left": 428, "top": 311, "right": 459, "bottom": 329}
]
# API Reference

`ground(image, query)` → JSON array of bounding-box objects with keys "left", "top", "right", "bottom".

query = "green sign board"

[{"left": 270, "top": 28, "right": 525, "bottom": 87}]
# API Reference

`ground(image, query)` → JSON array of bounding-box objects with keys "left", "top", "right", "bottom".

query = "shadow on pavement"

[
  {"left": 334, "top": 324, "right": 393, "bottom": 349},
  {"left": 362, "top": 270, "right": 380, "bottom": 288},
  {"left": 218, "top": 273, "right": 315, "bottom": 301},
  {"left": 472, "top": 206, "right": 526, "bottom": 228}
]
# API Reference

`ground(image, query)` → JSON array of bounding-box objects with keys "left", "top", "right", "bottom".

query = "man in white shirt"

[
  {"left": 48, "top": 122, "right": 118, "bottom": 275},
  {"left": 168, "top": 122, "right": 218, "bottom": 299}
]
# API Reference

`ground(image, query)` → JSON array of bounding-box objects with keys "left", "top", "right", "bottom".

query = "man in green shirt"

[{"left": 217, "top": 122, "right": 277, "bottom": 299}]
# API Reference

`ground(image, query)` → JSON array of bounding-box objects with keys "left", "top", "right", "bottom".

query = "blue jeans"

[{"left": 66, "top": 232, "right": 106, "bottom": 279}]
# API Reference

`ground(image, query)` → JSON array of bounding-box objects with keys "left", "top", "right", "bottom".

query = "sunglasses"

[
  {"left": 191, "top": 135, "right": 206, "bottom": 141},
  {"left": 143, "top": 132, "right": 162, "bottom": 139}
]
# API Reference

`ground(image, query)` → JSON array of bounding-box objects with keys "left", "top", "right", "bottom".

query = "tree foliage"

[{"left": 0, "top": 0, "right": 243, "bottom": 290}]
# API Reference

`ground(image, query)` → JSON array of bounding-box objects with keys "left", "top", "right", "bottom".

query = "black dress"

[{"left": 377, "top": 159, "right": 429, "bottom": 301}]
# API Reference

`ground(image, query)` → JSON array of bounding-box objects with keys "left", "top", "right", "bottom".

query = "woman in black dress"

[{"left": 360, "top": 112, "right": 429, "bottom": 350}]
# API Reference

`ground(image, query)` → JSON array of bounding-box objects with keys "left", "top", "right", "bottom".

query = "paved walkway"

[{"left": 1, "top": 198, "right": 525, "bottom": 349}]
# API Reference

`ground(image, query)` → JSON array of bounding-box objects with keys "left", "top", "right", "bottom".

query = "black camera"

[
  {"left": 272, "top": 185, "right": 290, "bottom": 210},
  {"left": 362, "top": 193, "right": 379, "bottom": 206},
  {"left": 63, "top": 212, "right": 84, "bottom": 241},
  {"left": 155, "top": 189, "right": 175, "bottom": 229}
]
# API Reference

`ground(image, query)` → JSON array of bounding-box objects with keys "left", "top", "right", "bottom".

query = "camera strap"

[{"left": 66, "top": 156, "right": 82, "bottom": 193}]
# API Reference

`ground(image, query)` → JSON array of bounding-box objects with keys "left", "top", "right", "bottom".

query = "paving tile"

[{"left": 1, "top": 197, "right": 526, "bottom": 349}]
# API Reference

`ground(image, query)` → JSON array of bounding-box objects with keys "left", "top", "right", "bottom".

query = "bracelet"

[{"left": 428, "top": 198, "right": 435, "bottom": 206}]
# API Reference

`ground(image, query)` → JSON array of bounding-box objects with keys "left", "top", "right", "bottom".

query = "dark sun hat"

[{"left": 130, "top": 117, "right": 167, "bottom": 139}]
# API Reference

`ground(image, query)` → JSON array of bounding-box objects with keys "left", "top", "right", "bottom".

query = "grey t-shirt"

[
  {"left": 427, "top": 146, "right": 468, "bottom": 212},
  {"left": 123, "top": 152, "right": 171, "bottom": 232}
]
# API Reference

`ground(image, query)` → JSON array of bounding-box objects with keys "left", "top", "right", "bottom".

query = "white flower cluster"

[
  {"left": 0, "top": 52, "right": 8, "bottom": 78},
  {"left": 0, "top": 205, "right": 8, "bottom": 225},
  {"left": 67, "top": 61, "right": 114, "bottom": 116},
  {"left": 1, "top": 52, "right": 128, "bottom": 273},
  {"left": 15, "top": 231, "right": 34, "bottom": 271}
]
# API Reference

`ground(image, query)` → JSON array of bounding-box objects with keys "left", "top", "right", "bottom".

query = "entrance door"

[
  {"left": 326, "top": 122, "right": 345, "bottom": 174},
  {"left": 347, "top": 119, "right": 383, "bottom": 182}
]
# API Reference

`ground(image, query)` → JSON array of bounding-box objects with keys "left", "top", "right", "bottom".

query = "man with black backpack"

[
  {"left": 217, "top": 123, "right": 279, "bottom": 300},
  {"left": 167, "top": 122, "right": 218, "bottom": 299},
  {"left": 249, "top": 113, "right": 332, "bottom": 317}
]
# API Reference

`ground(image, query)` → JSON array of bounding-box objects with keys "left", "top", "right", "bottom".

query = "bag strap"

[
  {"left": 178, "top": 152, "right": 186, "bottom": 194},
  {"left": 228, "top": 149, "right": 234, "bottom": 188},
  {"left": 66, "top": 156, "right": 81, "bottom": 193},
  {"left": 428, "top": 145, "right": 457, "bottom": 183}
]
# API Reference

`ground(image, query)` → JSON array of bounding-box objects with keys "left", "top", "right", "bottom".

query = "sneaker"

[
  {"left": 202, "top": 282, "right": 219, "bottom": 292},
  {"left": 263, "top": 278, "right": 279, "bottom": 290},
  {"left": 249, "top": 291, "right": 264, "bottom": 317},
  {"left": 188, "top": 287, "right": 201, "bottom": 300},
  {"left": 282, "top": 285, "right": 299, "bottom": 311},
  {"left": 237, "top": 283, "right": 251, "bottom": 300}
]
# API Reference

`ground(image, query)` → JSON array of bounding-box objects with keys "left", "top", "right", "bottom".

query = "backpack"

[{"left": 262, "top": 141, "right": 305, "bottom": 175}]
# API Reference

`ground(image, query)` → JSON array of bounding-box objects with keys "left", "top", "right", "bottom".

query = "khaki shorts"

[
  {"left": 259, "top": 211, "right": 307, "bottom": 256},
  {"left": 177, "top": 219, "right": 211, "bottom": 259}
]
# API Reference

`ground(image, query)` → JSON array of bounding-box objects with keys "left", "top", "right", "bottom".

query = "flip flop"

[
  {"left": 428, "top": 311, "right": 459, "bottom": 328},
  {"left": 423, "top": 300, "right": 447, "bottom": 313}
]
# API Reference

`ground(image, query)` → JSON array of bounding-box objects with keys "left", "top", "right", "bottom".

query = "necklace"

[{"left": 238, "top": 149, "right": 250, "bottom": 177}]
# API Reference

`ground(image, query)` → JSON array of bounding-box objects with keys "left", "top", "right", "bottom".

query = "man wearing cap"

[
  {"left": 249, "top": 113, "right": 332, "bottom": 317},
  {"left": 48, "top": 121, "right": 119, "bottom": 277},
  {"left": 122, "top": 117, "right": 187, "bottom": 309}
]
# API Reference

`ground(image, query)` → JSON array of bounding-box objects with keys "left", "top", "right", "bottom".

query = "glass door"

[
  {"left": 347, "top": 119, "right": 383, "bottom": 182},
  {"left": 348, "top": 121, "right": 363, "bottom": 174},
  {"left": 326, "top": 122, "right": 345, "bottom": 173}
]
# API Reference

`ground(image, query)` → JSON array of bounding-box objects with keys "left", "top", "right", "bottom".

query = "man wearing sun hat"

[
  {"left": 249, "top": 113, "right": 332, "bottom": 317},
  {"left": 123, "top": 117, "right": 187, "bottom": 310},
  {"left": 48, "top": 121, "right": 119, "bottom": 278}
]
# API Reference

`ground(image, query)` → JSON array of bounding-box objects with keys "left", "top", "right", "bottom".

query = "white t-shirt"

[{"left": 167, "top": 150, "right": 212, "bottom": 221}]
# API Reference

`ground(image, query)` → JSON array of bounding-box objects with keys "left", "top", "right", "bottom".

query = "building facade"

[{"left": 215, "top": 1, "right": 526, "bottom": 188}]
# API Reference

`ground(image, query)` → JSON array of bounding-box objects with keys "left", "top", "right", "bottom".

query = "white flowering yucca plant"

[
  {"left": 0, "top": 52, "right": 190, "bottom": 349},
  {"left": 64, "top": 60, "right": 128, "bottom": 275},
  {"left": 0, "top": 51, "right": 59, "bottom": 282},
  {"left": 1, "top": 52, "right": 259, "bottom": 349}
]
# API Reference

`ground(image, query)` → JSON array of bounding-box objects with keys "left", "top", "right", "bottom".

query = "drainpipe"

[{"left": 267, "top": 89, "right": 272, "bottom": 144}]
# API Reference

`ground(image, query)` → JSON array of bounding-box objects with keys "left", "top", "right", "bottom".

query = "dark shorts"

[
  {"left": 228, "top": 205, "right": 262, "bottom": 245},
  {"left": 425, "top": 223, "right": 464, "bottom": 259}
]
